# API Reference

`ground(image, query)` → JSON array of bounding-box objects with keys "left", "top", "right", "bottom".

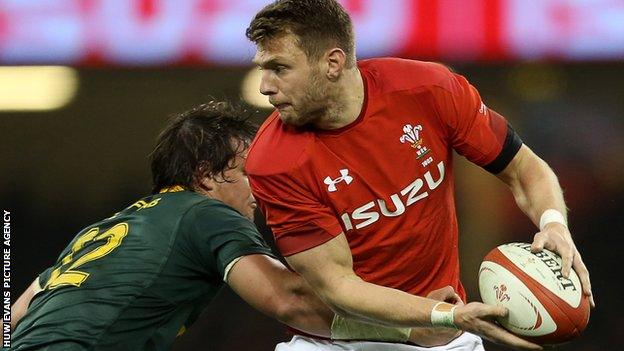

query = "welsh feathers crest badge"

[{"left": 400, "top": 124, "right": 430, "bottom": 159}]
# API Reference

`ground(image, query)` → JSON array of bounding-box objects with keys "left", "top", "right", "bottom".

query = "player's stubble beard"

[{"left": 285, "top": 65, "right": 339, "bottom": 129}]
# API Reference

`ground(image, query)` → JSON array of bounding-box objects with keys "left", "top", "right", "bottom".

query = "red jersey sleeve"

[
  {"left": 433, "top": 70, "right": 522, "bottom": 173},
  {"left": 246, "top": 116, "right": 344, "bottom": 256},
  {"left": 249, "top": 169, "right": 343, "bottom": 256}
]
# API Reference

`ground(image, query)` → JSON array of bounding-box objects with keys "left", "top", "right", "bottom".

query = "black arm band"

[{"left": 483, "top": 123, "right": 523, "bottom": 174}]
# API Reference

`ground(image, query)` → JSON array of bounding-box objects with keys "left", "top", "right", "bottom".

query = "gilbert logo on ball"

[{"left": 478, "top": 242, "right": 590, "bottom": 345}]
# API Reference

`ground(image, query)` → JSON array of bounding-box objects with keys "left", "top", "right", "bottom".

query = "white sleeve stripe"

[
  {"left": 33, "top": 277, "right": 43, "bottom": 295},
  {"left": 223, "top": 256, "right": 244, "bottom": 283}
]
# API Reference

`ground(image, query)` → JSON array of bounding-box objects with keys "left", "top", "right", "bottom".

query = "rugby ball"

[{"left": 478, "top": 242, "right": 590, "bottom": 345}]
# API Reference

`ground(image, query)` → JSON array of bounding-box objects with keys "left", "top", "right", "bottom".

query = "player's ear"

[
  {"left": 326, "top": 48, "right": 346, "bottom": 81},
  {"left": 193, "top": 165, "right": 217, "bottom": 195},
  {"left": 195, "top": 176, "right": 216, "bottom": 193}
]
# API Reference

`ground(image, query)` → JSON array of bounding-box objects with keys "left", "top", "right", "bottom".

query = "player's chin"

[{"left": 278, "top": 111, "right": 304, "bottom": 126}]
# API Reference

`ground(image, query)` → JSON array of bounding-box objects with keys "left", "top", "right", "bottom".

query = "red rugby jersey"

[{"left": 246, "top": 58, "right": 522, "bottom": 300}]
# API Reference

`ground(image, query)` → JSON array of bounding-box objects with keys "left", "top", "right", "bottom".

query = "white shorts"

[{"left": 275, "top": 332, "right": 485, "bottom": 351}]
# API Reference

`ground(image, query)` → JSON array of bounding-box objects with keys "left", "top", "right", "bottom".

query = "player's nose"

[{"left": 259, "top": 70, "right": 277, "bottom": 96}]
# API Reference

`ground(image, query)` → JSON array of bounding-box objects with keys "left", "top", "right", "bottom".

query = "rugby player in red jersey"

[{"left": 245, "top": 1, "right": 594, "bottom": 350}]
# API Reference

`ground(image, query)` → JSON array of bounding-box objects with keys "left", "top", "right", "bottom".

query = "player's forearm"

[
  {"left": 500, "top": 146, "right": 567, "bottom": 227},
  {"left": 11, "top": 279, "right": 39, "bottom": 329},
  {"left": 278, "top": 276, "right": 439, "bottom": 342},
  {"left": 246, "top": 263, "right": 410, "bottom": 340},
  {"left": 286, "top": 235, "right": 446, "bottom": 329},
  {"left": 316, "top": 273, "right": 438, "bottom": 328},
  {"left": 275, "top": 273, "right": 334, "bottom": 337}
]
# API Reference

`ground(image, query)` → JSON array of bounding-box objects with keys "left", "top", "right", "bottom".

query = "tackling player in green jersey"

[{"left": 9, "top": 102, "right": 463, "bottom": 350}]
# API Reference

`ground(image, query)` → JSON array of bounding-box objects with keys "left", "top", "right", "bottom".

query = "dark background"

[{"left": 2, "top": 63, "right": 622, "bottom": 350}]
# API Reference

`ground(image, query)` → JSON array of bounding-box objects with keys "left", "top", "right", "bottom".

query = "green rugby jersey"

[{"left": 12, "top": 189, "right": 274, "bottom": 351}]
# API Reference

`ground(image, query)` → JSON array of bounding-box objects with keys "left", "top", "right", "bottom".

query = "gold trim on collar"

[{"left": 159, "top": 185, "right": 186, "bottom": 193}]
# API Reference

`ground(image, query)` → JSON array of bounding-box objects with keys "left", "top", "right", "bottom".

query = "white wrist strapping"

[
  {"left": 539, "top": 209, "right": 567, "bottom": 231},
  {"left": 330, "top": 314, "right": 411, "bottom": 342},
  {"left": 430, "top": 302, "right": 457, "bottom": 329}
]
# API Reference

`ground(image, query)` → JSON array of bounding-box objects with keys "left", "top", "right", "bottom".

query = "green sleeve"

[{"left": 187, "top": 201, "right": 276, "bottom": 279}]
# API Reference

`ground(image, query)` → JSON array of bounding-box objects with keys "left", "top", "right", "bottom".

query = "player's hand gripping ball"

[{"left": 478, "top": 242, "right": 590, "bottom": 345}]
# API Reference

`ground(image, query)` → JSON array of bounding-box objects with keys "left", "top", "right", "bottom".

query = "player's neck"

[{"left": 314, "top": 68, "right": 364, "bottom": 130}]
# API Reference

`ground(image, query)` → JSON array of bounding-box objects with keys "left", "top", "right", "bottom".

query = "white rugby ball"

[{"left": 478, "top": 242, "right": 590, "bottom": 344}]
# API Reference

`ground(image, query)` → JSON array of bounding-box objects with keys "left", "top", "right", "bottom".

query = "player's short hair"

[
  {"left": 246, "top": 0, "right": 356, "bottom": 67},
  {"left": 149, "top": 101, "right": 257, "bottom": 194}
]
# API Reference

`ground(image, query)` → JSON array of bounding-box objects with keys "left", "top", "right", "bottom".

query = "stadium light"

[
  {"left": 241, "top": 68, "right": 272, "bottom": 109},
  {"left": 0, "top": 66, "right": 78, "bottom": 112}
]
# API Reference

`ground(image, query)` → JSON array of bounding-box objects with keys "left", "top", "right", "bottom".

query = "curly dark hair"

[
  {"left": 246, "top": 0, "right": 355, "bottom": 67},
  {"left": 149, "top": 101, "right": 257, "bottom": 194}
]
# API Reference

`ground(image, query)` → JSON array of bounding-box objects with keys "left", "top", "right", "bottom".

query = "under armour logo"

[
  {"left": 478, "top": 102, "right": 487, "bottom": 115},
  {"left": 324, "top": 169, "right": 353, "bottom": 192}
]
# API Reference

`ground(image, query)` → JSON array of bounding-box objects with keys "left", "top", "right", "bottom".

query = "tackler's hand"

[{"left": 426, "top": 285, "right": 464, "bottom": 306}]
